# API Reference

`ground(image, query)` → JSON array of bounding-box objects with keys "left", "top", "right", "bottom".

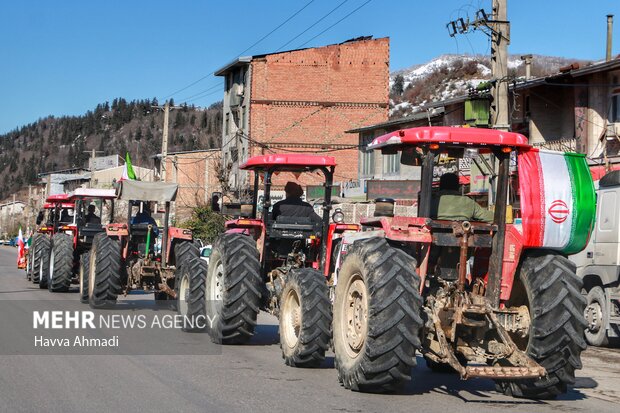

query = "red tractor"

[
  {"left": 199, "top": 154, "right": 358, "bottom": 367},
  {"left": 27, "top": 194, "right": 75, "bottom": 289},
  {"left": 331, "top": 126, "right": 594, "bottom": 398},
  {"left": 40, "top": 188, "right": 117, "bottom": 294},
  {"left": 85, "top": 180, "right": 199, "bottom": 309}
]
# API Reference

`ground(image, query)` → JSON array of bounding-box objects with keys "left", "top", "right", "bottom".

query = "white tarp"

[{"left": 117, "top": 180, "right": 178, "bottom": 202}]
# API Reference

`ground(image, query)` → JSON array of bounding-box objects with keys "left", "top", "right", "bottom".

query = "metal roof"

[
  {"left": 241, "top": 154, "right": 337, "bottom": 171},
  {"left": 214, "top": 56, "right": 252, "bottom": 76}
]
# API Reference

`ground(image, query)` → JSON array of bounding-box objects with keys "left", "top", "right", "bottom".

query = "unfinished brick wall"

[{"left": 248, "top": 38, "right": 390, "bottom": 188}]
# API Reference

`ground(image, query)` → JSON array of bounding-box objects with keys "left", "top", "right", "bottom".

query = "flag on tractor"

[
  {"left": 518, "top": 149, "right": 596, "bottom": 255},
  {"left": 121, "top": 152, "right": 137, "bottom": 181},
  {"left": 16, "top": 227, "right": 26, "bottom": 269}
]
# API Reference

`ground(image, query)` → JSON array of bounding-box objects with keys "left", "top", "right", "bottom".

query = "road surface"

[{"left": 0, "top": 246, "right": 618, "bottom": 413}]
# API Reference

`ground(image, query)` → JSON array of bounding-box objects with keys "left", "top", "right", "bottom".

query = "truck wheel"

[
  {"left": 48, "top": 233, "right": 74, "bottom": 292},
  {"left": 495, "top": 251, "right": 587, "bottom": 399},
  {"left": 89, "top": 233, "right": 122, "bottom": 309},
  {"left": 280, "top": 268, "right": 332, "bottom": 368},
  {"left": 205, "top": 233, "right": 261, "bottom": 344},
  {"left": 333, "top": 238, "right": 423, "bottom": 393},
  {"left": 34, "top": 235, "right": 51, "bottom": 289},
  {"left": 79, "top": 252, "right": 90, "bottom": 304},
  {"left": 584, "top": 286, "right": 609, "bottom": 347},
  {"left": 177, "top": 258, "right": 207, "bottom": 332}
]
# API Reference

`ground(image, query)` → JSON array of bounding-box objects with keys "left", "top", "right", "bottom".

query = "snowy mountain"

[{"left": 389, "top": 54, "right": 586, "bottom": 118}]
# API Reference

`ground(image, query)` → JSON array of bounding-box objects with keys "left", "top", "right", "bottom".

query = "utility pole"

[
  {"left": 447, "top": 0, "right": 511, "bottom": 131},
  {"left": 152, "top": 101, "right": 183, "bottom": 182}
]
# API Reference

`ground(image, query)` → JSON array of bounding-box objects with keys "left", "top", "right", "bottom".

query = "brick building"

[
  {"left": 215, "top": 36, "right": 389, "bottom": 196},
  {"left": 163, "top": 149, "right": 221, "bottom": 220}
]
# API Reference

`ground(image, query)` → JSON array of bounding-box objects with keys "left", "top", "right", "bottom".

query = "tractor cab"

[
  {"left": 70, "top": 188, "right": 116, "bottom": 249},
  {"left": 38, "top": 194, "right": 75, "bottom": 234}
]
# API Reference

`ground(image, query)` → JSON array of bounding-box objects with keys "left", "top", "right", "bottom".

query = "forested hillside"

[{"left": 0, "top": 98, "right": 223, "bottom": 200}]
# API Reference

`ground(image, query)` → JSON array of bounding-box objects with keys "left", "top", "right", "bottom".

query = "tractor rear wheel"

[
  {"left": 79, "top": 252, "right": 90, "bottom": 304},
  {"left": 33, "top": 234, "right": 51, "bottom": 289},
  {"left": 495, "top": 251, "right": 587, "bottom": 399},
  {"left": 177, "top": 258, "right": 207, "bottom": 332},
  {"left": 205, "top": 233, "right": 261, "bottom": 344},
  {"left": 88, "top": 233, "right": 122, "bottom": 309},
  {"left": 48, "top": 233, "right": 74, "bottom": 292},
  {"left": 333, "top": 238, "right": 423, "bottom": 393},
  {"left": 279, "top": 268, "right": 331, "bottom": 368}
]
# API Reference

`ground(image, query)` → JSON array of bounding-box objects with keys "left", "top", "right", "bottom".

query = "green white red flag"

[
  {"left": 17, "top": 227, "right": 26, "bottom": 269},
  {"left": 518, "top": 149, "right": 595, "bottom": 255},
  {"left": 121, "top": 152, "right": 137, "bottom": 181}
]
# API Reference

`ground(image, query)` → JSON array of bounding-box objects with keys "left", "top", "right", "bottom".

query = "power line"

[
  {"left": 275, "top": 0, "right": 349, "bottom": 52},
  {"left": 163, "top": 1, "right": 315, "bottom": 100},
  {"left": 297, "top": 0, "right": 373, "bottom": 48}
]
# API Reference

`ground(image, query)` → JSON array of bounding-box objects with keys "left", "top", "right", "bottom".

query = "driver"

[
  {"left": 84, "top": 204, "right": 101, "bottom": 225},
  {"left": 272, "top": 182, "right": 321, "bottom": 223},
  {"left": 131, "top": 202, "right": 159, "bottom": 235},
  {"left": 430, "top": 173, "right": 493, "bottom": 223}
]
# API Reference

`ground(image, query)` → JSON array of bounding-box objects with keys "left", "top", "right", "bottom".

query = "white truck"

[{"left": 571, "top": 170, "right": 620, "bottom": 346}]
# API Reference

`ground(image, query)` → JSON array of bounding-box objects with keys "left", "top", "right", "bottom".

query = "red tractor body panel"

[
  {"left": 369, "top": 126, "right": 531, "bottom": 150},
  {"left": 241, "top": 154, "right": 337, "bottom": 171}
]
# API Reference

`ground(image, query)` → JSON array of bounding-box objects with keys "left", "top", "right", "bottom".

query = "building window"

[
  {"left": 382, "top": 152, "right": 400, "bottom": 176},
  {"left": 225, "top": 113, "right": 230, "bottom": 135},
  {"left": 359, "top": 132, "right": 375, "bottom": 178},
  {"left": 611, "top": 94, "right": 620, "bottom": 123}
]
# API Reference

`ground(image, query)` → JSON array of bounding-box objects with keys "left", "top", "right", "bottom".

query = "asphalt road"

[{"left": 0, "top": 245, "right": 618, "bottom": 413}]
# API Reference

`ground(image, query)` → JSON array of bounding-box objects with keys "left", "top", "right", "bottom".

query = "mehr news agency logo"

[{"left": 32, "top": 311, "right": 217, "bottom": 347}]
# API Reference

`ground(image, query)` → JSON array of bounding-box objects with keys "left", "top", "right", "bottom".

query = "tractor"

[
  {"left": 40, "top": 188, "right": 117, "bottom": 295},
  {"left": 27, "top": 194, "right": 75, "bottom": 288},
  {"left": 199, "top": 154, "right": 359, "bottom": 367},
  {"left": 85, "top": 180, "right": 199, "bottom": 309},
  {"left": 331, "top": 126, "right": 594, "bottom": 399}
]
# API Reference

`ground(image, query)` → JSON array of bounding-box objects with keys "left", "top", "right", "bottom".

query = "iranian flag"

[
  {"left": 16, "top": 227, "right": 26, "bottom": 269},
  {"left": 518, "top": 149, "right": 596, "bottom": 255}
]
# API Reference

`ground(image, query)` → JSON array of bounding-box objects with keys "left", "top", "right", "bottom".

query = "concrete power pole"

[
  {"left": 490, "top": 0, "right": 510, "bottom": 131},
  {"left": 161, "top": 101, "right": 170, "bottom": 182}
]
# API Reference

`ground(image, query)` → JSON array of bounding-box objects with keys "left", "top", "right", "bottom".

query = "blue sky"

[{"left": 0, "top": 0, "right": 618, "bottom": 134}]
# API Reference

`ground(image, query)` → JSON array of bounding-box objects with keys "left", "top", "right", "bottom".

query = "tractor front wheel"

[
  {"left": 88, "top": 233, "right": 122, "bottom": 309},
  {"left": 495, "top": 251, "right": 587, "bottom": 399},
  {"left": 177, "top": 258, "right": 207, "bottom": 332},
  {"left": 48, "top": 233, "right": 74, "bottom": 292},
  {"left": 33, "top": 234, "right": 51, "bottom": 289},
  {"left": 279, "top": 268, "right": 331, "bottom": 368},
  {"left": 333, "top": 238, "right": 423, "bottom": 393},
  {"left": 205, "top": 233, "right": 262, "bottom": 344},
  {"left": 79, "top": 252, "right": 90, "bottom": 304}
]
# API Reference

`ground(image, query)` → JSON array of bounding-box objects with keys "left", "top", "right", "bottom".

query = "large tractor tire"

[
  {"left": 162, "top": 240, "right": 201, "bottom": 303},
  {"left": 177, "top": 258, "right": 208, "bottom": 332},
  {"left": 495, "top": 251, "right": 587, "bottom": 399},
  {"left": 33, "top": 234, "right": 51, "bottom": 289},
  {"left": 48, "top": 233, "right": 74, "bottom": 292},
  {"left": 26, "top": 237, "right": 36, "bottom": 281},
  {"left": 584, "top": 286, "right": 609, "bottom": 347},
  {"left": 333, "top": 238, "right": 423, "bottom": 393},
  {"left": 79, "top": 252, "right": 90, "bottom": 304},
  {"left": 205, "top": 233, "right": 262, "bottom": 344},
  {"left": 88, "top": 233, "right": 123, "bottom": 309},
  {"left": 279, "top": 268, "right": 332, "bottom": 368}
]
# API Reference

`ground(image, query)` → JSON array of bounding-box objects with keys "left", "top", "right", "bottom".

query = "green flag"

[{"left": 124, "top": 152, "right": 136, "bottom": 180}]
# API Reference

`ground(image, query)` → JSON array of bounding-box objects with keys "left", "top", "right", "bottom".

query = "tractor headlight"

[{"left": 332, "top": 208, "right": 344, "bottom": 223}]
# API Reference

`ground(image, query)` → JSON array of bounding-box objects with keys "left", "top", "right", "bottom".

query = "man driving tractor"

[
  {"left": 272, "top": 181, "right": 321, "bottom": 223},
  {"left": 431, "top": 172, "right": 493, "bottom": 223}
]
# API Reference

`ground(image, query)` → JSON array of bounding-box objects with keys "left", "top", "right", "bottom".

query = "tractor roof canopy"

[
  {"left": 241, "top": 154, "right": 337, "bottom": 173},
  {"left": 43, "top": 202, "right": 74, "bottom": 209},
  {"left": 116, "top": 180, "right": 178, "bottom": 202},
  {"left": 71, "top": 188, "right": 116, "bottom": 200},
  {"left": 369, "top": 126, "right": 530, "bottom": 152},
  {"left": 45, "top": 194, "right": 71, "bottom": 203}
]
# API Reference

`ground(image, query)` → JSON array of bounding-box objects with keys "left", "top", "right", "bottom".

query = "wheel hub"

[
  {"left": 282, "top": 288, "right": 301, "bottom": 348},
  {"left": 585, "top": 302, "right": 603, "bottom": 333},
  {"left": 345, "top": 278, "right": 367, "bottom": 353}
]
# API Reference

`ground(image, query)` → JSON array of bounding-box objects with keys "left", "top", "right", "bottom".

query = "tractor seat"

[{"left": 270, "top": 216, "right": 321, "bottom": 239}]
